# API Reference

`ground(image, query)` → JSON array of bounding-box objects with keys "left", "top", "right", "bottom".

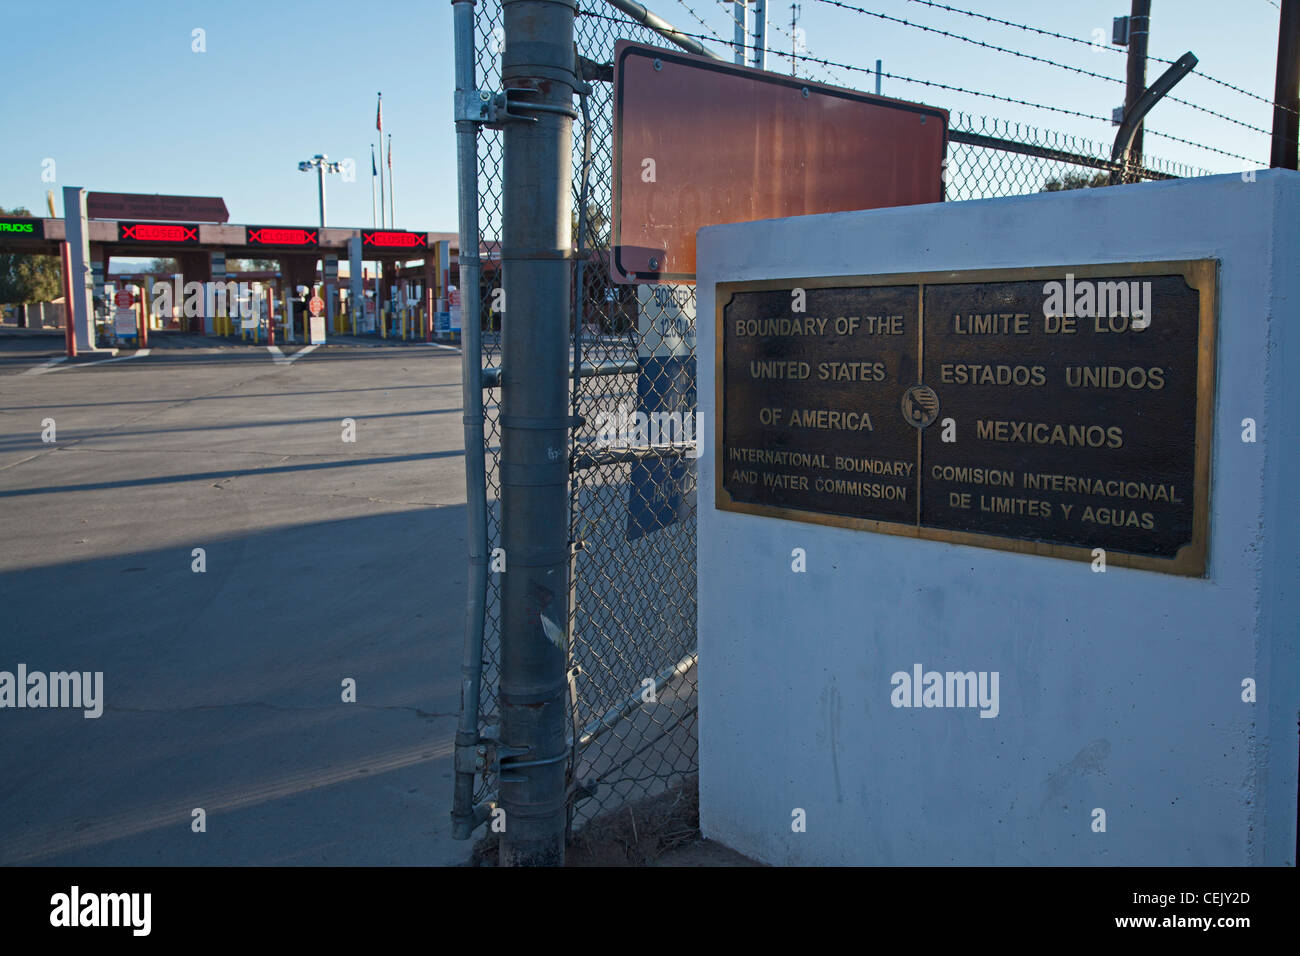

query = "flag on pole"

[
  {"left": 387, "top": 135, "right": 392, "bottom": 169},
  {"left": 376, "top": 92, "right": 383, "bottom": 131},
  {"left": 370, "top": 144, "right": 378, "bottom": 228}
]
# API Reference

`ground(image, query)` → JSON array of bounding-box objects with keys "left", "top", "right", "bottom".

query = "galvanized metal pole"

[
  {"left": 452, "top": 0, "right": 491, "bottom": 840},
  {"left": 733, "top": 2, "right": 749, "bottom": 65},
  {"left": 602, "top": 0, "right": 725, "bottom": 59},
  {"left": 497, "top": 0, "right": 576, "bottom": 866},
  {"left": 318, "top": 163, "right": 327, "bottom": 228}
]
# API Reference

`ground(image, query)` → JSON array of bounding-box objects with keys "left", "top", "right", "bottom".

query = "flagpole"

[
  {"left": 387, "top": 133, "right": 395, "bottom": 228},
  {"left": 370, "top": 144, "right": 378, "bottom": 228},
  {"left": 377, "top": 93, "right": 386, "bottom": 232},
  {"left": 376, "top": 92, "right": 386, "bottom": 331}
]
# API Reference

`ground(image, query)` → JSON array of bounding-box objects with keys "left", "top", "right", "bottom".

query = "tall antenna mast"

[{"left": 790, "top": 2, "right": 800, "bottom": 76}]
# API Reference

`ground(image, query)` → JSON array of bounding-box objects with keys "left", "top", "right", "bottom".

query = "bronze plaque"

[{"left": 716, "top": 261, "right": 1217, "bottom": 576}]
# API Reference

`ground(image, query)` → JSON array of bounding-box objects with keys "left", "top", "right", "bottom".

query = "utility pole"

[
  {"left": 497, "top": 0, "right": 575, "bottom": 866},
  {"left": 1271, "top": 0, "right": 1300, "bottom": 169},
  {"left": 1123, "top": 0, "right": 1151, "bottom": 170}
]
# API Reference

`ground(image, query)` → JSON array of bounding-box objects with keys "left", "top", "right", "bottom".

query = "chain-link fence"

[
  {"left": 946, "top": 112, "right": 1209, "bottom": 197},
  {"left": 458, "top": 0, "right": 1209, "bottom": 838}
]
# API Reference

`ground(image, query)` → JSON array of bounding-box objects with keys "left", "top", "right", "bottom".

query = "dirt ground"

[{"left": 468, "top": 777, "right": 760, "bottom": 867}]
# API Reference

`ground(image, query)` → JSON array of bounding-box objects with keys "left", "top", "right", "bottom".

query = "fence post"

[
  {"left": 450, "top": 0, "right": 492, "bottom": 843},
  {"left": 1122, "top": 0, "right": 1151, "bottom": 171},
  {"left": 1271, "top": 0, "right": 1300, "bottom": 170},
  {"left": 497, "top": 0, "right": 576, "bottom": 866}
]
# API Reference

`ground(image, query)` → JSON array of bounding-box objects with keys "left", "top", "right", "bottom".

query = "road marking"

[
  {"left": 29, "top": 350, "right": 151, "bottom": 374},
  {"left": 0, "top": 736, "right": 454, "bottom": 865},
  {"left": 425, "top": 343, "right": 462, "bottom": 353},
  {"left": 267, "top": 344, "right": 319, "bottom": 365},
  {"left": 73, "top": 348, "right": 151, "bottom": 368},
  {"left": 18, "top": 357, "right": 69, "bottom": 376}
]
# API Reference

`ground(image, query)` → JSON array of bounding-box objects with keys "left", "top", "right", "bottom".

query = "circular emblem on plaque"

[{"left": 901, "top": 384, "right": 939, "bottom": 428}]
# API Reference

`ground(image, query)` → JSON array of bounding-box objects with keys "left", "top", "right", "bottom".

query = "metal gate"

[{"left": 451, "top": 0, "right": 1205, "bottom": 842}]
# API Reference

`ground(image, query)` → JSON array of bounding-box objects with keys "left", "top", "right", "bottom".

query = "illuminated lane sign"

[
  {"left": 362, "top": 229, "right": 427, "bottom": 249},
  {"left": 0, "top": 218, "right": 44, "bottom": 238},
  {"left": 119, "top": 221, "right": 200, "bottom": 244},
  {"left": 247, "top": 226, "right": 319, "bottom": 246}
]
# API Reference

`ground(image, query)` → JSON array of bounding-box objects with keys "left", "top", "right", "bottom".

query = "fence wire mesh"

[{"left": 463, "top": 0, "right": 1207, "bottom": 834}]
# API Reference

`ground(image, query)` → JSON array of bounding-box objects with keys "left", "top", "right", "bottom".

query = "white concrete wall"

[{"left": 696, "top": 171, "right": 1299, "bottom": 866}]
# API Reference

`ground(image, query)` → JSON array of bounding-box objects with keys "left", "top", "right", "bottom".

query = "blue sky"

[{"left": 0, "top": 0, "right": 1282, "bottom": 233}]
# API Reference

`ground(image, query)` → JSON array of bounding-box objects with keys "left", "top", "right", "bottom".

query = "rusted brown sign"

[
  {"left": 88, "top": 192, "right": 229, "bottom": 223},
  {"left": 613, "top": 40, "right": 947, "bottom": 283}
]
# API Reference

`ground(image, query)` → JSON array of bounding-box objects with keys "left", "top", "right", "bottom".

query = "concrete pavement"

[{"left": 0, "top": 338, "right": 474, "bottom": 865}]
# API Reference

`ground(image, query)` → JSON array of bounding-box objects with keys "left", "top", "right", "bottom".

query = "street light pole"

[{"left": 298, "top": 154, "right": 342, "bottom": 228}]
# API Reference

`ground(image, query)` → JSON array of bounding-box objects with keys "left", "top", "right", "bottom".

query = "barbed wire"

[
  {"left": 905, "top": 0, "right": 1296, "bottom": 117},
  {"left": 698, "top": 0, "right": 840, "bottom": 84},
  {"left": 672, "top": 0, "right": 730, "bottom": 44},
  {"left": 577, "top": 8, "right": 1262, "bottom": 164},
  {"left": 813, "top": 0, "right": 1271, "bottom": 135}
]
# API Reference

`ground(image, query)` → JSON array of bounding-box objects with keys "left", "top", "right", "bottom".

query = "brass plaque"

[{"left": 716, "top": 261, "right": 1217, "bottom": 575}]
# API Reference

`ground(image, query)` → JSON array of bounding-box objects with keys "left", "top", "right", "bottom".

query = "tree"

[
  {"left": 1041, "top": 171, "right": 1111, "bottom": 192},
  {"left": 226, "top": 258, "right": 278, "bottom": 272},
  {"left": 144, "top": 257, "right": 180, "bottom": 275},
  {"left": 0, "top": 207, "right": 61, "bottom": 303}
]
